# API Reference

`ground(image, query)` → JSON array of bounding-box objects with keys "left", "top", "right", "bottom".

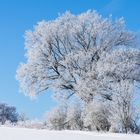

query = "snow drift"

[{"left": 0, "top": 127, "right": 140, "bottom": 140}]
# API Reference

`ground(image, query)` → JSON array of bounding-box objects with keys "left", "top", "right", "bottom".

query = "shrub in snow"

[
  {"left": 46, "top": 105, "right": 67, "bottom": 130},
  {"left": 84, "top": 102, "right": 111, "bottom": 131},
  {"left": 17, "top": 119, "right": 44, "bottom": 129}
]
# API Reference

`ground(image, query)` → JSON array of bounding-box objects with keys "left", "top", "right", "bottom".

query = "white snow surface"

[{"left": 0, "top": 126, "right": 140, "bottom": 140}]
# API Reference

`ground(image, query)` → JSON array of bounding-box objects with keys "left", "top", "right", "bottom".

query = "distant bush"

[
  {"left": 0, "top": 103, "right": 19, "bottom": 125},
  {"left": 17, "top": 120, "right": 44, "bottom": 129}
]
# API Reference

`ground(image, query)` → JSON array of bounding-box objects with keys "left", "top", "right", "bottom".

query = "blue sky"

[{"left": 0, "top": 0, "right": 140, "bottom": 119}]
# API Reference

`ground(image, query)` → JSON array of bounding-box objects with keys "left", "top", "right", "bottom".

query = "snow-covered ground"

[{"left": 0, "top": 126, "right": 140, "bottom": 140}]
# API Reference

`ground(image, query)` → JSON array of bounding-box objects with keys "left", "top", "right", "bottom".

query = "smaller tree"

[
  {"left": 66, "top": 102, "right": 83, "bottom": 130},
  {"left": 18, "top": 112, "right": 28, "bottom": 122},
  {"left": 46, "top": 104, "right": 67, "bottom": 130},
  {"left": 84, "top": 102, "right": 111, "bottom": 131},
  {"left": 0, "top": 103, "right": 18, "bottom": 125},
  {"left": 109, "top": 80, "right": 140, "bottom": 133}
]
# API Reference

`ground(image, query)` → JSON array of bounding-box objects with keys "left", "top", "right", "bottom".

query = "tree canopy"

[{"left": 16, "top": 10, "right": 140, "bottom": 103}]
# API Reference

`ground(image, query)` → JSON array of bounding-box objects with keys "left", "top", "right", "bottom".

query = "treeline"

[
  {"left": 1, "top": 101, "right": 140, "bottom": 134},
  {"left": 45, "top": 102, "right": 140, "bottom": 134}
]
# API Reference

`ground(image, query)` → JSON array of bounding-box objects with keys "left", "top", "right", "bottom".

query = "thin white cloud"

[{"left": 101, "top": 0, "right": 123, "bottom": 15}]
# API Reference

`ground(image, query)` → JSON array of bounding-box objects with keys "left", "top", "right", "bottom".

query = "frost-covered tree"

[
  {"left": 46, "top": 104, "right": 67, "bottom": 130},
  {"left": 18, "top": 112, "right": 29, "bottom": 122},
  {"left": 0, "top": 103, "right": 18, "bottom": 125},
  {"left": 84, "top": 102, "right": 111, "bottom": 131},
  {"left": 16, "top": 10, "right": 140, "bottom": 103},
  {"left": 66, "top": 102, "right": 83, "bottom": 130},
  {"left": 109, "top": 80, "right": 140, "bottom": 133}
]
